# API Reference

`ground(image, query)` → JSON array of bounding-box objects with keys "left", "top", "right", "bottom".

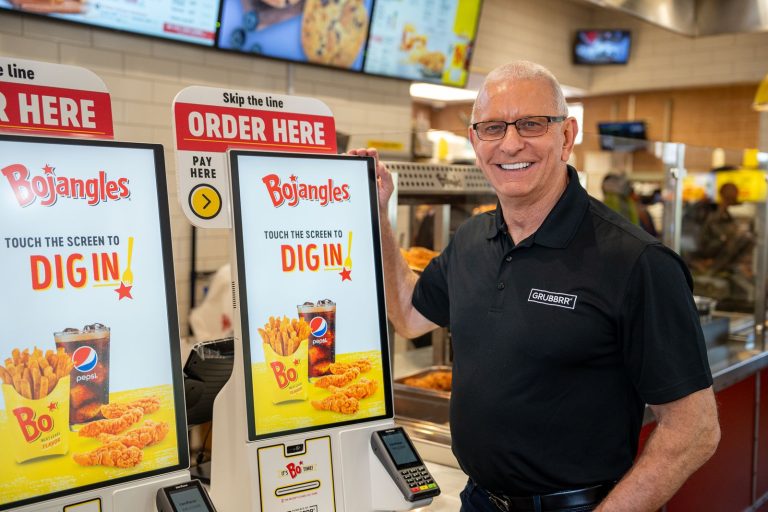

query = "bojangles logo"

[
  {"left": 262, "top": 173, "right": 350, "bottom": 208},
  {"left": 1, "top": 163, "right": 130, "bottom": 207}
]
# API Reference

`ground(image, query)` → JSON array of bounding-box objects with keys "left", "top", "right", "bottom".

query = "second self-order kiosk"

[
  {"left": 0, "top": 57, "right": 197, "bottom": 512},
  {"left": 173, "top": 86, "right": 440, "bottom": 511}
]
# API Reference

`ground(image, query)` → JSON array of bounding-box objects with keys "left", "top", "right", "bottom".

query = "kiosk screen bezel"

[{"left": 229, "top": 151, "right": 394, "bottom": 441}]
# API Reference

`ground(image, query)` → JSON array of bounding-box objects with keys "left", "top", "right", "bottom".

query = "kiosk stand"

[
  {"left": 0, "top": 57, "right": 190, "bottom": 512},
  {"left": 172, "top": 88, "right": 437, "bottom": 511}
]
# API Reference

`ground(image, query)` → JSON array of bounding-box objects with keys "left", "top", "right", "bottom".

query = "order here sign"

[
  {"left": 172, "top": 86, "right": 337, "bottom": 229},
  {"left": 0, "top": 57, "right": 114, "bottom": 139}
]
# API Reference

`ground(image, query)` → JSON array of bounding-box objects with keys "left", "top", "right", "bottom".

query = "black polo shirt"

[{"left": 412, "top": 165, "right": 713, "bottom": 495}]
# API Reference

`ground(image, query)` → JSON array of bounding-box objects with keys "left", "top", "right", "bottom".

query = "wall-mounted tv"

[
  {"left": 217, "top": 0, "right": 373, "bottom": 71},
  {"left": 598, "top": 121, "right": 648, "bottom": 152},
  {"left": 363, "top": 0, "right": 483, "bottom": 87},
  {"left": 0, "top": 0, "right": 220, "bottom": 46},
  {"left": 574, "top": 29, "right": 631, "bottom": 65}
]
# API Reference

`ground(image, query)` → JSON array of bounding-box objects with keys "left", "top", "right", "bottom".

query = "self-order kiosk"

[{"left": 172, "top": 86, "right": 439, "bottom": 511}]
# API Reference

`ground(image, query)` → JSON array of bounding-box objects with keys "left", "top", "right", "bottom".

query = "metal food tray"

[{"left": 393, "top": 366, "right": 452, "bottom": 425}]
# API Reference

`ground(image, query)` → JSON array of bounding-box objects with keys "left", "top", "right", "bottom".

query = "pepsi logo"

[
  {"left": 309, "top": 317, "right": 328, "bottom": 337},
  {"left": 72, "top": 346, "right": 98, "bottom": 373}
]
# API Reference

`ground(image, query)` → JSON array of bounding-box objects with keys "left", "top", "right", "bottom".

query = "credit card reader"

[
  {"left": 157, "top": 480, "right": 217, "bottom": 512},
  {"left": 371, "top": 427, "right": 441, "bottom": 502}
]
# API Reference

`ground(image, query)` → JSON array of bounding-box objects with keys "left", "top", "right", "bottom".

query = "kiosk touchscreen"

[{"left": 0, "top": 134, "right": 189, "bottom": 511}]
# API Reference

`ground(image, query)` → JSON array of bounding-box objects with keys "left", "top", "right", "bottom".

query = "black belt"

[{"left": 482, "top": 483, "right": 614, "bottom": 512}]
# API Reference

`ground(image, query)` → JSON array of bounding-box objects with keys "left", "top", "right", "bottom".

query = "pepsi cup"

[
  {"left": 54, "top": 323, "right": 110, "bottom": 428},
  {"left": 297, "top": 300, "right": 336, "bottom": 378}
]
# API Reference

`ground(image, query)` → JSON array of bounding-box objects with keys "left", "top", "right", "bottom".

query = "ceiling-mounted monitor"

[
  {"left": 574, "top": 29, "right": 631, "bottom": 65},
  {"left": 217, "top": 0, "right": 373, "bottom": 71},
  {"left": 0, "top": 0, "right": 220, "bottom": 46},
  {"left": 362, "top": 0, "right": 483, "bottom": 87}
]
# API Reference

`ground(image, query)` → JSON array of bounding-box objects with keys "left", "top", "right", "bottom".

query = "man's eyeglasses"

[{"left": 471, "top": 115, "right": 567, "bottom": 141}]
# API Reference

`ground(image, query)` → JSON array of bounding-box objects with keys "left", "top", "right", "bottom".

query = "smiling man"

[{"left": 350, "top": 60, "right": 719, "bottom": 512}]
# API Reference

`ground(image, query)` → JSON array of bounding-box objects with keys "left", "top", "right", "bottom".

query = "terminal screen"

[
  {"left": 0, "top": 135, "right": 188, "bottom": 511},
  {"left": 169, "top": 487, "right": 212, "bottom": 512},
  {"left": 381, "top": 430, "right": 419, "bottom": 468}
]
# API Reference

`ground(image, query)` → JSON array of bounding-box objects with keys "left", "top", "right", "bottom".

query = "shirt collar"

[{"left": 485, "top": 165, "right": 589, "bottom": 248}]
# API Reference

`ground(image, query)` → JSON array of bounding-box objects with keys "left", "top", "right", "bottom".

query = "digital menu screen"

[
  {"left": 0, "top": 0, "right": 220, "bottom": 46},
  {"left": 229, "top": 152, "right": 393, "bottom": 441},
  {"left": 0, "top": 135, "right": 188, "bottom": 510},
  {"left": 217, "top": 0, "right": 373, "bottom": 71},
  {"left": 363, "top": 0, "right": 482, "bottom": 87}
]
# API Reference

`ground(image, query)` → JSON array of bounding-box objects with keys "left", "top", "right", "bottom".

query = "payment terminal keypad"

[{"left": 401, "top": 466, "right": 438, "bottom": 493}]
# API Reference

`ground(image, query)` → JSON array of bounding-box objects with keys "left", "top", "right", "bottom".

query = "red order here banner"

[
  {"left": 0, "top": 81, "right": 114, "bottom": 139},
  {"left": 174, "top": 102, "right": 337, "bottom": 154}
]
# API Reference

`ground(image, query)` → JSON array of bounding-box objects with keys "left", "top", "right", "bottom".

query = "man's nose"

[{"left": 498, "top": 125, "right": 525, "bottom": 152}]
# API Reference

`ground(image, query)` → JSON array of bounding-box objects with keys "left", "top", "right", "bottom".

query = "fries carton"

[
  {"left": 2, "top": 376, "right": 70, "bottom": 463},
  {"left": 263, "top": 339, "right": 308, "bottom": 404}
]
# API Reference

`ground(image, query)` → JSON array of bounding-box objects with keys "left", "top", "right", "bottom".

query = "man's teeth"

[{"left": 500, "top": 162, "right": 532, "bottom": 170}]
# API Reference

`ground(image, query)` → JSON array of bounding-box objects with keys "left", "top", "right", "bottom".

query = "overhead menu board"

[
  {"left": 0, "top": 135, "right": 188, "bottom": 511},
  {"left": 217, "top": 0, "right": 373, "bottom": 71},
  {"left": 0, "top": 0, "right": 219, "bottom": 46},
  {"left": 363, "top": 0, "right": 482, "bottom": 87},
  {"left": 229, "top": 151, "right": 392, "bottom": 441}
]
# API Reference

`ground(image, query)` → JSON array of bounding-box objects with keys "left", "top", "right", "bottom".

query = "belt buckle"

[{"left": 487, "top": 492, "right": 511, "bottom": 512}]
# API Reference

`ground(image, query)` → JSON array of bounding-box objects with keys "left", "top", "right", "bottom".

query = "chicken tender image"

[
  {"left": 101, "top": 396, "right": 160, "bottom": 419},
  {"left": 73, "top": 401, "right": 103, "bottom": 424},
  {"left": 329, "top": 358, "right": 371, "bottom": 375},
  {"left": 328, "top": 378, "right": 377, "bottom": 400},
  {"left": 78, "top": 408, "right": 143, "bottom": 437},
  {"left": 311, "top": 393, "right": 359, "bottom": 414},
  {"left": 313, "top": 368, "right": 360, "bottom": 388},
  {"left": 73, "top": 441, "right": 143, "bottom": 468},
  {"left": 98, "top": 420, "right": 170, "bottom": 449}
]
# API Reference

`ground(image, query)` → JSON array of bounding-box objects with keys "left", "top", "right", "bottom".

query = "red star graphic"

[
  {"left": 289, "top": 174, "right": 298, "bottom": 182},
  {"left": 115, "top": 281, "right": 133, "bottom": 300},
  {"left": 339, "top": 267, "right": 352, "bottom": 281},
  {"left": 293, "top": 358, "right": 300, "bottom": 366},
  {"left": 42, "top": 164, "right": 55, "bottom": 175},
  {"left": 47, "top": 401, "right": 58, "bottom": 411}
]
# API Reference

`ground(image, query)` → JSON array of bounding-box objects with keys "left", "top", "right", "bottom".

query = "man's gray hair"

[{"left": 471, "top": 60, "right": 568, "bottom": 122}]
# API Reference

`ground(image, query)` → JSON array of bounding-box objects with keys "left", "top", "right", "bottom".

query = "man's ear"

[{"left": 560, "top": 117, "right": 578, "bottom": 162}]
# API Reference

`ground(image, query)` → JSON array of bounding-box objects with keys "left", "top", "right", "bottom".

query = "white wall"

[{"left": 0, "top": 12, "right": 412, "bottom": 335}]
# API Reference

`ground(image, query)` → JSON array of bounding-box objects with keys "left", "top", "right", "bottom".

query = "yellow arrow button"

[{"left": 189, "top": 184, "right": 222, "bottom": 220}]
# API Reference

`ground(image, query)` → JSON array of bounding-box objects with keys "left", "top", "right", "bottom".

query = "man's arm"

[
  {"left": 347, "top": 148, "right": 438, "bottom": 339},
  {"left": 595, "top": 386, "right": 720, "bottom": 512}
]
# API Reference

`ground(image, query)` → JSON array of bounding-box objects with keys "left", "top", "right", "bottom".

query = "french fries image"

[
  {"left": 258, "top": 316, "right": 310, "bottom": 356},
  {"left": 0, "top": 346, "right": 72, "bottom": 400}
]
